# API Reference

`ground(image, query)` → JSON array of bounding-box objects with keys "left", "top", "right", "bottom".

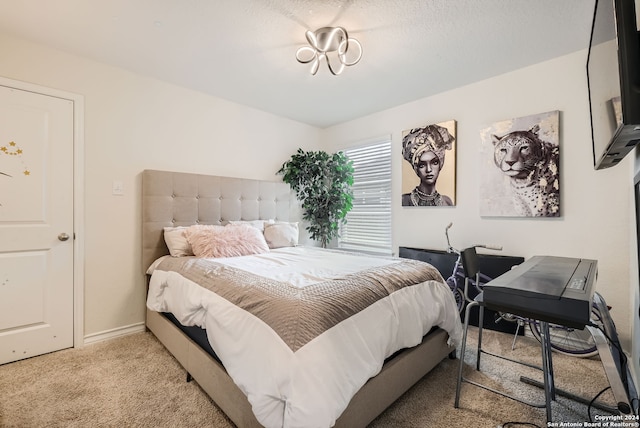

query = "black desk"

[
  {"left": 483, "top": 255, "right": 597, "bottom": 421},
  {"left": 456, "top": 256, "right": 633, "bottom": 422},
  {"left": 482, "top": 255, "right": 597, "bottom": 329},
  {"left": 455, "top": 292, "right": 558, "bottom": 422}
]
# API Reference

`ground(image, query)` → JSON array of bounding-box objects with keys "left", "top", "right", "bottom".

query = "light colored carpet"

[{"left": 0, "top": 328, "right": 618, "bottom": 428}]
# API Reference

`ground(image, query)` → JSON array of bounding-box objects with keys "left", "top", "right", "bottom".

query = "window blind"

[{"left": 338, "top": 140, "right": 392, "bottom": 255}]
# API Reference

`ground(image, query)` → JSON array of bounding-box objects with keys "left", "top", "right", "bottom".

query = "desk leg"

[{"left": 540, "top": 321, "right": 555, "bottom": 422}]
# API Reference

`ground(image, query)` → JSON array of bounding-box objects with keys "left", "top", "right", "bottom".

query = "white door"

[{"left": 0, "top": 84, "right": 74, "bottom": 365}]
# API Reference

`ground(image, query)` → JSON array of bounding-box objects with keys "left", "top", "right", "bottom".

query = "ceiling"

[{"left": 0, "top": 0, "right": 596, "bottom": 128}]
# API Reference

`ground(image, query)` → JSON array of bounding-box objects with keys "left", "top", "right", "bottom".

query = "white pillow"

[
  {"left": 263, "top": 222, "right": 299, "bottom": 249},
  {"left": 228, "top": 219, "right": 274, "bottom": 232},
  {"left": 163, "top": 226, "right": 194, "bottom": 257}
]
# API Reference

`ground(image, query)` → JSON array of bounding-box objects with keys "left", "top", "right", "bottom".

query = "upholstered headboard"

[{"left": 141, "top": 169, "right": 302, "bottom": 272}]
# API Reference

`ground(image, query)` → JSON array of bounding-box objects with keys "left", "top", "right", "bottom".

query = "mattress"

[
  {"left": 161, "top": 311, "right": 218, "bottom": 360},
  {"left": 147, "top": 246, "right": 462, "bottom": 428}
]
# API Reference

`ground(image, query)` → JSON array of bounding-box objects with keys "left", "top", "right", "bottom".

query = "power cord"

[
  {"left": 589, "top": 321, "right": 627, "bottom": 366},
  {"left": 588, "top": 321, "right": 631, "bottom": 399},
  {"left": 588, "top": 386, "right": 612, "bottom": 422}
]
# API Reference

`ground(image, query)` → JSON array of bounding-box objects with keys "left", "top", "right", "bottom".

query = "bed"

[{"left": 142, "top": 169, "right": 462, "bottom": 428}]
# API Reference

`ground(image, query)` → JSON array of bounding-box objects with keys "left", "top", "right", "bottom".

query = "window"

[{"left": 338, "top": 138, "right": 392, "bottom": 255}]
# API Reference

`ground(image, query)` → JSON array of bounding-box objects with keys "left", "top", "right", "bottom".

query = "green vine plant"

[{"left": 277, "top": 148, "right": 354, "bottom": 248}]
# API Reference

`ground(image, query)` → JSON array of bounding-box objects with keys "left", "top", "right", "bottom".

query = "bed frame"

[{"left": 141, "top": 169, "right": 455, "bottom": 428}]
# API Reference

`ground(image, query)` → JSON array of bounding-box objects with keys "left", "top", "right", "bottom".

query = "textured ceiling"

[{"left": 0, "top": 0, "right": 596, "bottom": 128}]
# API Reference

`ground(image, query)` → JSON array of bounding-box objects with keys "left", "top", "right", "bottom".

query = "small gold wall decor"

[{"left": 1, "top": 141, "right": 30, "bottom": 178}]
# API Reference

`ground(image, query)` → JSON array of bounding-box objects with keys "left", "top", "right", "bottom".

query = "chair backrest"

[{"left": 461, "top": 246, "right": 480, "bottom": 279}]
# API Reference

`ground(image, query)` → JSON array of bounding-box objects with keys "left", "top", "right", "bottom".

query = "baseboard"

[{"left": 83, "top": 322, "right": 146, "bottom": 345}]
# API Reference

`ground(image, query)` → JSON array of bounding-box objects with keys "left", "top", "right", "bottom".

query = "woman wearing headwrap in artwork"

[{"left": 401, "top": 124, "right": 455, "bottom": 206}]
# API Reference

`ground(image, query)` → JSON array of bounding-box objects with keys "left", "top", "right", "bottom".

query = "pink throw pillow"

[{"left": 185, "top": 224, "right": 270, "bottom": 258}]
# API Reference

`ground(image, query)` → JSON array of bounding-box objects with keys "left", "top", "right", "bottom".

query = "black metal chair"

[
  {"left": 454, "top": 246, "right": 484, "bottom": 409},
  {"left": 454, "top": 246, "right": 553, "bottom": 416},
  {"left": 462, "top": 246, "right": 484, "bottom": 360}
]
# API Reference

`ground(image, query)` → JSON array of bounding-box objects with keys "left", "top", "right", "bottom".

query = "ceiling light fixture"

[{"left": 295, "top": 27, "right": 362, "bottom": 76}]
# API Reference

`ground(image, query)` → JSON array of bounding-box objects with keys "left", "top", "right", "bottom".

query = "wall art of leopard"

[{"left": 492, "top": 124, "right": 560, "bottom": 217}]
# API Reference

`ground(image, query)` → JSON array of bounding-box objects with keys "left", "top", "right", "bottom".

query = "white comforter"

[{"left": 147, "top": 247, "right": 462, "bottom": 428}]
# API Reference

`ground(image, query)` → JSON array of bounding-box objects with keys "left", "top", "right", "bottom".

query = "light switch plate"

[{"left": 112, "top": 180, "right": 124, "bottom": 195}]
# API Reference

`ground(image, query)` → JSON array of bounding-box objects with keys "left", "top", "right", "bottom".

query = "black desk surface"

[{"left": 483, "top": 255, "right": 597, "bottom": 328}]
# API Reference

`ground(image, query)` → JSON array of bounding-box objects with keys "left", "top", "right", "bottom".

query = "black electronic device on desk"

[{"left": 482, "top": 255, "right": 597, "bottom": 329}]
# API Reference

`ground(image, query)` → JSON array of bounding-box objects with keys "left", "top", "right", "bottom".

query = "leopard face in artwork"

[{"left": 492, "top": 125, "right": 559, "bottom": 217}]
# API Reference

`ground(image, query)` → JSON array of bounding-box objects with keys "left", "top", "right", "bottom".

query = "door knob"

[{"left": 58, "top": 233, "right": 70, "bottom": 241}]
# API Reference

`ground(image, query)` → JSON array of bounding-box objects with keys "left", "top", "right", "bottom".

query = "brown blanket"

[{"left": 156, "top": 256, "right": 444, "bottom": 352}]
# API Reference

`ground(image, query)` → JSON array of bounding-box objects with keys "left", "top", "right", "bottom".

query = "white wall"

[
  {"left": 1, "top": 31, "right": 635, "bottom": 361},
  {"left": 323, "top": 48, "right": 634, "bottom": 347},
  {"left": 0, "top": 33, "right": 321, "bottom": 339},
  {"left": 632, "top": 143, "right": 640, "bottom": 398}
]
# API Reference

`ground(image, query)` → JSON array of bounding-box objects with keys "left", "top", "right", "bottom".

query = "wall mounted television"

[{"left": 587, "top": 0, "right": 640, "bottom": 169}]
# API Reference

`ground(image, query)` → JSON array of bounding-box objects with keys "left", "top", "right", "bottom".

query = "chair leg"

[
  {"left": 455, "top": 300, "right": 478, "bottom": 408},
  {"left": 511, "top": 320, "right": 522, "bottom": 351},
  {"left": 476, "top": 304, "right": 484, "bottom": 371}
]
